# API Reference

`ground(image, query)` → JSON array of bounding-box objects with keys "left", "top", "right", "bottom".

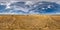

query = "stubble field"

[{"left": 0, "top": 15, "right": 60, "bottom": 30}]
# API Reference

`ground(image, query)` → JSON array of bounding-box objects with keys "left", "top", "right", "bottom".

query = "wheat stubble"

[{"left": 0, "top": 15, "right": 60, "bottom": 30}]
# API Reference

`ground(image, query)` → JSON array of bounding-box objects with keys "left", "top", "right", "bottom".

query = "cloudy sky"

[
  {"left": 0, "top": 0, "right": 60, "bottom": 15},
  {"left": 0, "top": 0, "right": 60, "bottom": 2},
  {"left": 0, "top": 0, "right": 60, "bottom": 4}
]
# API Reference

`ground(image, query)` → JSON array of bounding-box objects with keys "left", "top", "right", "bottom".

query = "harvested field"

[{"left": 0, "top": 15, "right": 60, "bottom": 30}]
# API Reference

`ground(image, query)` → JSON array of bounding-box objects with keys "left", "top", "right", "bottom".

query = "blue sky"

[{"left": 0, "top": 0, "right": 60, "bottom": 15}]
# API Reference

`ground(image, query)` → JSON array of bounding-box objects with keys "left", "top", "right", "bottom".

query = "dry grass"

[{"left": 0, "top": 15, "right": 60, "bottom": 30}]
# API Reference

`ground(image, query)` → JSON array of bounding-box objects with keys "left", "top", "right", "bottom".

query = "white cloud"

[{"left": 0, "top": 0, "right": 60, "bottom": 4}]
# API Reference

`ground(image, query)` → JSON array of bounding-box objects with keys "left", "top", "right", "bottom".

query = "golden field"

[{"left": 0, "top": 15, "right": 60, "bottom": 30}]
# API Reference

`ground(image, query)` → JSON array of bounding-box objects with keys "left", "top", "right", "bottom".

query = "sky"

[
  {"left": 0, "top": 0, "right": 60, "bottom": 15},
  {"left": 0, "top": 0, "right": 60, "bottom": 2},
  {"left": 0, "top": 0, "right": 60, "bottom": 4}
]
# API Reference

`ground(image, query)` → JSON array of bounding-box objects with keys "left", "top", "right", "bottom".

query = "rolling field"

[{"left": 0, "top": 15, "right": 60, "bottom": 30}]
